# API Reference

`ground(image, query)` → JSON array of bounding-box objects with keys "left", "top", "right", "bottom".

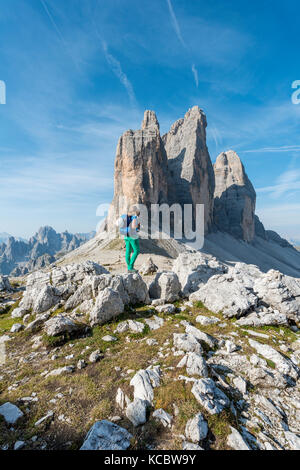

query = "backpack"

[{"left": 116, "top": 214, "right": 133, "bottom": 236}]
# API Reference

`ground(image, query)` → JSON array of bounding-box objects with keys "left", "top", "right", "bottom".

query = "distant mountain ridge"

[
  {"left": 0, "top": 232, "right": 27, "bottom": 244},
  {"left": 0, "top": 226, "right": 95, "bottom": 276}
]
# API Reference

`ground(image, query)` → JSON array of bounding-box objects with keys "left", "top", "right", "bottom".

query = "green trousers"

[{"left": 125, "top": 237, "right": 140, "bottom": 270}]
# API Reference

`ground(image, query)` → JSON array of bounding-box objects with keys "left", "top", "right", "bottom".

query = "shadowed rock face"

[
  {"left": 107, "top": 110, "right": 169, "bottom": 230},
  {"left": 162, "top": 106, "right": 215, "bottom": 233},
  {"left": 213, "top": 150, "right": 256, "bottom": 242}
]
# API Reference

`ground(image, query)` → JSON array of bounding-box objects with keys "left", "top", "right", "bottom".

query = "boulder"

[
  {"left": 191, "top": 378, "right": 230, "bottom": 414},
  {"left": 89, "top": 288, "right": 124, "bottom": 326},
  {"left": 185, "top": 324, "right": 218, "bottom": 349},
  {"left": 0, "top": 275, "right": 12, "bottom": 291},
  {"left": 45, "top": 366, "right": 75, "bottom": 378},
  {"left": 89, "top": 350, "right": 103, "bottom": 363},
  {"left": 233, "top": 376, "right": 247, "bottom": 395},
  {"left": 172, "top": 252, "right": 226, "bottom": 296},
  {"left": 254, "top": 270, "right": 300, "bottom": 321},
  {"left": 80, "top": 420, "right": 132, "bottom": 450},
  {"left": 64, "top": 279, "right": 93, "bottom": 311},
  {"left": 185, "top": 413, "right": 208, "bottom": 443},
  {"left": 10, "top": 323, "right": 24, "bottom": 333},
  {"left": 196, "top": 314, "right": 220, "bottom": 325},
  {"left": 125, "top": 398, "right": 148, "bottom": 427},
  {"left": 25, "top": 312, "right": 51, "bottom": 333},
  {"left": 14, "top": 440, "right": 25, "bottom": 450},
  {"left": 152, "top": 409, "right": 173, "bottom": 428},
  {"left": 190, "top": 273, "right": 258, "bottom": 318},
  {"left": 145, "top": 315, "right": 164, "bottom": 330},
  {"left": 225, "top": 340, "right": 239, "bottom": 353},
  {"left": 155, "top": 304, "right": 175, "bottom": 314},
  {"left": 26, "top": 261, "right": 108, "bottom": 290},
  {"left": 44, "top": 314, "right": 83, "bottom": 337},
  {"left": 127, "top": 320, "right": 145, "bottom": 333},
  {"left": 130, "top": 366, "right": 161, "bottom": 405},
  {"left": 177, "top": 352, "right": 208, "bottom": 377},
  {"left": 115, "top": 321, "right": 130, "bottom": 334},
  {"left": 121, "top": 273, "right": 150, "bottom": 305},
  {"left": 20, "top": 262, "right": 109, "bottom": 314},
  {"left": 149, "top": 271, "right": 181, "bottom": 302},
  {"left": 11, "top": 307, "right": 27, "bottom": 319},
  {"left": 0, "top": 402, "right": 24, "bottom": 424},
  {"left": 102, "top": 335, "right": 117, "bottom": 342},
  {"left": 33, "top": 285, "right": 60, "bottom": 314},
  {"left": 116, "top": 388, "right": 131, "bottom": 410},
  {"left": 173, "top": 333, "right": 203, "bottom": 354},
  {"left": 247, "top": 366, "right": 290, "bottom": 390},
  {"left": 139, "top": 257, "right": 158, "bottom": 276},
  {"left": 227, "top": 426, "right": 251, "bottom": 450},
  {"left": 236, "top": 311, "right": 289, "bottom": 327},
  {"left": 249, "top": 339, "right": 299, "bottom": 380}
]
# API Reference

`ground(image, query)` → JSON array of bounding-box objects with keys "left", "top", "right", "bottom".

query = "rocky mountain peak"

[
  {"left": 214, "top": 150, "right": 252, "bottom": 188},
  {"left": 106, "top": 111, "right": 169, "bottom": 231},
  {"left": 141, "top": 110, "right": 160, "bottom": 131},
  {"left": 163, "top": 106, "right": 215, "bottom": 233},
  {"left": 213, "top": 150, "right": 256, "bottom": 242}
]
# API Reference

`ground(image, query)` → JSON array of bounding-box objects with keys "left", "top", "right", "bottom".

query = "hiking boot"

[{"left": 128, "top": 268, "right": 138, "bottom": 273}]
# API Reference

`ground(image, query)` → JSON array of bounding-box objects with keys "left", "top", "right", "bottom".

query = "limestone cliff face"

[
  {"left": 213, "top": 150, "right": 256, "bottom": 242},
  {"left": 107, "top": 110, "right": 169, "bottom": 230},
  {"left": 162, "top": 106, "right": 215, "bottom": 234}
]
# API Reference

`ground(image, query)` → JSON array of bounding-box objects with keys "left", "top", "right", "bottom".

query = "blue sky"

[{"left": 0, "top": 0, "right": 300, "bottom": 240}]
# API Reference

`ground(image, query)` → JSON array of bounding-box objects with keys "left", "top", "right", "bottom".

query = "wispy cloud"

[
  {"left": 166, "top": 0, "right": 186, "bottom": 48},
  {"left": 257, "top": 169, "right": 300, "bottom": 198},
  {"left": 191, "top": 64, "right": 199, "bottom": 87},
  {"left": 0, "top": 157, "right": 113, "bottom": 202},
  {"left": 40, "top": 0, "right": 80, "bottom": 69},
  {"left": 244, "top": 145, "right": 300, "bottom": 153},
  {"left": 166, "top": 0, "right": 199, "bottom": 87},
  {"left": 102, "top": 41, "right": 137, "bottom": 107}
]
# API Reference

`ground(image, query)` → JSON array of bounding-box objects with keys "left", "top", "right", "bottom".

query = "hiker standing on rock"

[{"left": 117, "top": 205, "right": 140, "bottom": 273}]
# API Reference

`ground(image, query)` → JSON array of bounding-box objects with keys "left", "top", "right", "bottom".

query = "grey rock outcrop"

[
  {"left": 130, "top": 366, "right": 161, "bottom": 405},
  {"left": 227, "top": 426, "right": 251, "bottom": 450},
  {"left": 139, "top": 257, "right": 158, "bottom": 275},
  {"left": 89, "top": 288, "right": 124, "bottom": 326},
  {"left": 152, "top": 408, "right": 173, "bottom": 428},
  {"left": 173, "top": 333, "right": 203, "bottom": 354},
  {"left": 149, "top": 271, "right": 181, "bottom": 302},
  {"left": 0, "top": 402, "right": 24, "bottom": 424},
  {"left": 80, "top": 420, "right": 132, "bottom": 450},
  {"left": 0, "top": 275, "right": 12, "bottom": 291},
  {"left": 177, "top": 352, "right": 208, "bottom": 377},
  {"left": 185, "top": 413, "right": 208, "bottom": 443},
  {"left": 44, "top": 314, "right": 83, "bottom": 337},
  {"left": 249, "top": 339, "right": 299, "bottom": 380},
  {"left": 191, "top": 378, "right": 230, "bottom": 414},
  {"left": 125, "top": 398, "right": 148, "bottom": 427},
  {"left": 190, "top": 272, "right": 258, "bottom": 318},
  {"left": 172, "top": 252, "right": 226, "bottom": 296},
  {"left": 213, "top": 150, "right": 256, "bottom": 242},
  {"left": 253, "top": 270, "right": 300, "bottom": 321}
]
